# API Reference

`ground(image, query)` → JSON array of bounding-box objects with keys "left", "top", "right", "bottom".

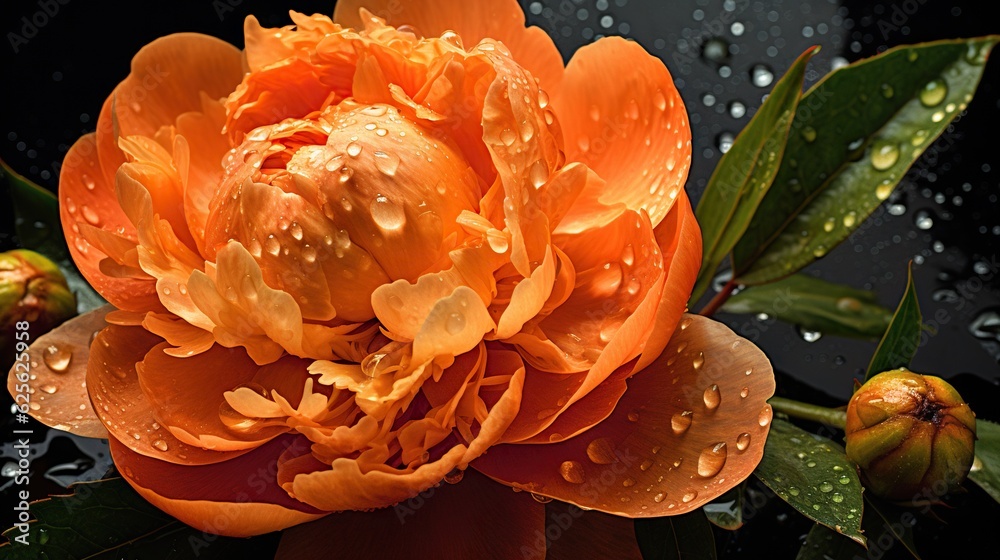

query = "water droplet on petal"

[
  {"left": 43, "top": 345, "right": 72, "bottom": 372},
  {"left": 682, "top": 490, "right": 698, "bottom": 503},
  {"left": 153, "top": 439, "right": 169, "bottom": 452},
  {"left": 697, "top": 443, "right": 727, "bottom": 477},
  {"left": 370, "top": 195, "right": 406, "bottom": 231},
  {"left": 559, "top": 460, "right": 586, "bottom": 484},
  {"left": 373, "top": 151, "right": 400, "bottom": 176},
  {"left": 870, "top": 141, "right": 899, "bottom": 171},
  {"left": 346, "top": 142, "right": 363, "bottom": 157},
  {"left": 671, "top": 411, "right": 693, "bottom": 435},
  {"left": 445, "top": 312, "right": 466, "bottom": 335},
  {"left": 758, "top": 405, "right": 772, "bottom": 427},
  {"left": 703, "top": 384, "right": 721, "bottom": 410},
  {"left": 444, "top": 468, "right": 465, "bottom": 484},
  {"left": 531, "top": 493, "right": 553, "bottom": 504},
  {"left": 736, "top": 432, "right": 751, "bottom": 451},
  {"left": 586, "top": 437, "right": 618, "bottom": 464}
]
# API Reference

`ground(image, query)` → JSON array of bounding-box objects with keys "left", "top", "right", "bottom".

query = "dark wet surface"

[{"left": 1, "top": 0, "right": 997, "bottom": 557}]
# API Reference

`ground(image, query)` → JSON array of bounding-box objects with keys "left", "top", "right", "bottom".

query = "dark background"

[{"left": 1, "top": 0, "right": 998, "bottom": 557}]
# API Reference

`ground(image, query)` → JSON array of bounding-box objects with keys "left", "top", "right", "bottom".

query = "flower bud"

[
  {"left": 1, "top": 249, "right": 77, "bottom": 355},
  {"left": 845, "top": 369, "right": 976, "bottom": 501}
]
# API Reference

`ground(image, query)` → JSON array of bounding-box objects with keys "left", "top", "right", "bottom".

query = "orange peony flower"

[{"left": 9, "top": 0, "right": 775, "bottom": 552}]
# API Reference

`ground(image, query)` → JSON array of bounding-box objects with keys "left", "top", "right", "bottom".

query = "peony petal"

[
  {"left": 113, "top": 33, "right": 243, "bottom": 143},
  {"left": 543, "top": 501, "right": 643, "bottom": 560},
  {"left": 59, "top": 134, "right": 161, "bottom": 312},
  {"left": 137, "top": 341, "right": 287, "bottom": 451},
  {"left": 554, "top": 37, "right": 691, "bottom": 230},
  {"left": 474, "top": 314, "right": 775, "bottom": 517},
  {"left": 88, "top": 322, "right": 251, "bottom": 465},
  {"left": 6, "top": 305, "right": 112, "bottom": 438},
  {"left": 333, "top": 0, "right": 564, "bottom": 93},
  {"left": 111, "top": 434, "right": 325, "bottom": 537},
  {"left": 636, "top": 190, "right": 701, "bottom": 371},
  {"left": 275, "top": 469, "right": 544, "bottom": 559}
]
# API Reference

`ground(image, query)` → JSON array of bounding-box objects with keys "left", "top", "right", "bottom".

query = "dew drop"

[
  {"left": 373, "top": 151, "right": 400, "bottom": 176},
  {"left": 153, "top": 439, "right": 169, "bottom": 452},
  {"left": 43, "top": 345, "right": 72, "bottom": 372},
  {"left": 40, "top": 384, "right": 57, "bottom": 394},
  {"left": 692, "top": 352, "right": 705, "bottom": 370},
  {"left": 627, "top": 410, "right": 640, "bottom": 422},
  {"left": 445, "top": 312, "right": 466, "bottom": 335},
  {"left": 346, "top": 142, "right": 363, "bottom": 157},
  {"left": 703, "top": 384, "right": 721, "bottom": 410},
  {"left": 750, "top": 64, "right": 774, "bottom": 88},
  {"left": 697, "top": 443, "right": 727, "bottom": 477},
  {"left": 740, "top": 386, "right": 749, "bottom": 399},
  {"left": 370, "top": 195, "right": 406, "bottom": 231},
  {"left": 622, "top": 477, "right": 636, "bottom": 488},
  {"left": 653, "top": 492, "right": 666, "bottom": 503},
  {"left": 832, "top": 492, "right": 844, "bottom": 503},
  {"left": 671, "top": 411, "right": 693, "bottom": 435},
  {"left": 586, "top": 437, "right": 618, "bottom": 465},
  {"left": 736, "top": 432, "right": 751, "bottom": 451},
  {"left": 875, "top": 180, "right": 895, "bottom": 201},
  {"left": 758, "top": 405, "right": 772, "bottom": 427},
  {"left": 81, "top": 205, "right": 101, "bottom": 226},
  {"left": 801, "top": 126, "right": 817, "bottom": 143},
  {"left": 559, "top": 460, "right": 586, "bottom": 484},
  {"left": 639, "top": 459, "right": 654, "bottom": 472},
  {"left": 870, "top": 141, "right": 899, "bottom": 171},
  {"left": 919, "top": 78, "right": 948, "bottom": 107},
  {"left": 444, "top": 468, "right": 465, "bottom": 484},
  {"left": 819, "top": 482, "right": 834, "bottom": 493},
  {"left": 839, "top": 475, "right": 851, "bottom": 485},
  {"left": 531, "top": 493, "right": 553, "bottom": 504},
  {"left": 880, "top": 83, "right": 894, "bottom": 99},
  {"left": 682, "top": 491, "right": 698, "bottom": 503}
]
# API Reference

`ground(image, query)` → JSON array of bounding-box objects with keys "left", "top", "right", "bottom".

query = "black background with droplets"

[{"left": 0, "top": 0, "right": 998, "bottom": 557}]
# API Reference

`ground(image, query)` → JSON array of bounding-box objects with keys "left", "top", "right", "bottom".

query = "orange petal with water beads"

[
  {"left": 87, "top": 322, "right": 253, "bottom": 465},
  {"left": 6, "top": 305, "right": 112, "bottom": 438},
  {"left": 112, "top": 434, "right": 325, "bottom": 537},
  {"left": 473, "top": 314, "right": 775, "bottom": 517},
  {"left": 554, "top": 37, "right": 692, "bottom": 231}
]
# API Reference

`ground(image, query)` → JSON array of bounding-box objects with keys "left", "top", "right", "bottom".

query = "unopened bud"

[{"left": 845, "top": 369, "right": 976, "bottom": 501}]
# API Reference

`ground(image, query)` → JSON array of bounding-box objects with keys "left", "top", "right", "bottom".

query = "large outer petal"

[
  {"left": 7, "top": 305, "right": 113, "bottom": 438},
  {"left": 554, "top": 37, "right": 691, "bottom": 230},
  {"left": 59, "top": 134, "right": 160, "bottom": 312},
  {"left": 275, "top": 470, "right": 544, "bottom": 559},
  {"left": 89, "top": 322, "right": 253, "bottom": 465},
  {"left": 473, "top": 315, "right": 775, "bottom": 517},
  {"left": 111, "top": 434, "right": 325, "bottom": 537},
  {"left": 333, "top": 0, "right": 564, "bottom": 93}
]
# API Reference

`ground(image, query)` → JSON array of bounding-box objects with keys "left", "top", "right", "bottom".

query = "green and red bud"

[
  {"left": 845, "top": 369, "right": 976, "bottom": 501},
  {"left": 1, "top": 249, "right": 77, "bottom": 357}
]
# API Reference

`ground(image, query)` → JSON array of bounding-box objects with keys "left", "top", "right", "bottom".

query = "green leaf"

[
  {"left": 0, "top": 478, "right": 276, "bottom": 559},
  {"left": 732, "top": 36, "right": 999, "bottom": 285},
  {"left": 702, "top": 485, "right": 743, "bottom": 531},
  {"left": 720, "top": 273, "right": 892, "bottom": 339},
  {"left": 634, "top": 511, "right": 717, "bottom": 560},
  {"left": 754, "top": 419, "right": 865, "bottom": 545},
  {"left": 863, "top": 496, "right": 922, "bottom": 559},
  {"left": 866, "top": 262, "right": 921, "bottom": 380},
  {"left": 690, "top": 46, "right": 820, "bottom": 303},
  {"left": 2, "top": 158, "right": 105, "bottom": 313},
  {"left": 970, "top": 419, "right": 1000, "bottom": 505},
  {"left": 795, "top": 523, "right": 864, "bottom": 560}
]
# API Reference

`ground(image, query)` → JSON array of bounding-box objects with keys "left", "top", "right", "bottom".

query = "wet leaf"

[
  {"left": 2, "top": 158, "right": 104, "bottom": 313},
  {"left": 754, "top": 419, "right": 865, "bottom": 545},
  {"left": 691, "top": 47, "right": 820, "bottom": 303},
  {"left": 732, "top": 36, "right": 999, "bottom": 285},
  {"left": 970, "top": 419, "right": 1000, "bottom": 505},
  {"left": 866, "top": 263, "right": 921, "bottom": 380},
  {"left": 634, "top": 510, "right": 717, "bottom": 560},
  {"left": 720, "top": 274, "right": 892, "bottom": 339},
  {"left": 795, "top": 523, "right": 863, "bottom": 560},
  {"left": 0, "top": 478, "right": 277, "bottom": 559},
  {"left": 702, "top": 485, "right": 743, "bottom": 531}
]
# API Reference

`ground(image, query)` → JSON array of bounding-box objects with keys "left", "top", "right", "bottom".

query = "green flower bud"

[
  {"left": 845, "top": 369, "right": 976, "bottom": 501},
  {"left": 1, "top": 249, "right": 77, "bottom": 356}
]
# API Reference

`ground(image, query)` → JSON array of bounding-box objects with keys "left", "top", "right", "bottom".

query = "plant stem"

[
  {"left": 769, "top": 396, "right": 847, "bottom": 429},
  {"left": 698, "top": 279, "right": 737, "bottom": 317}
]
